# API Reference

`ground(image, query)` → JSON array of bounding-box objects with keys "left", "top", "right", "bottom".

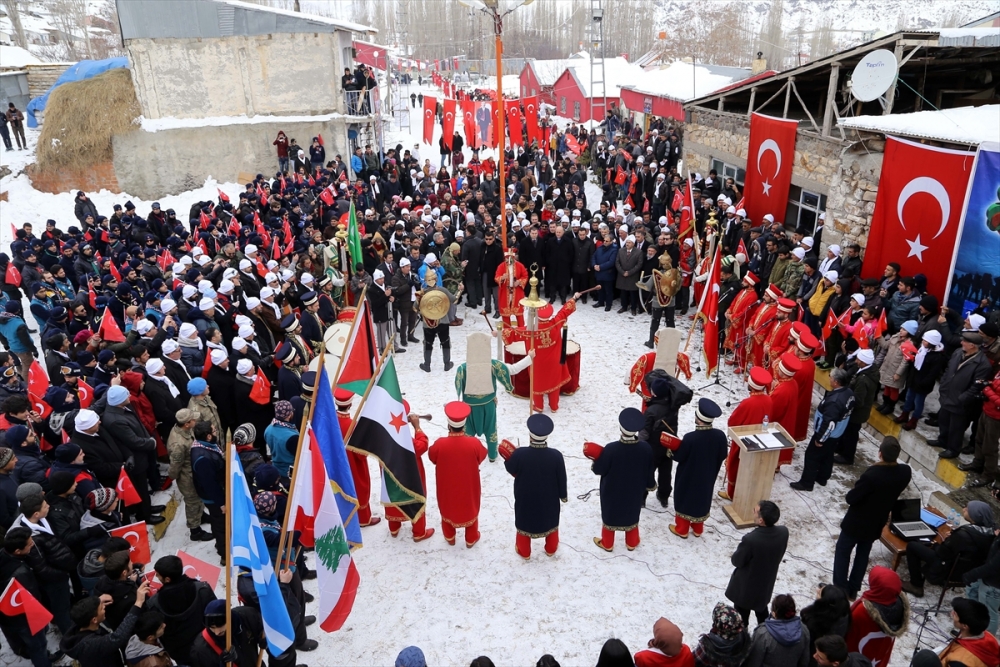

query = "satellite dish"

[{"left": 850, "top": 49, "right": 899, "bottom": 102}]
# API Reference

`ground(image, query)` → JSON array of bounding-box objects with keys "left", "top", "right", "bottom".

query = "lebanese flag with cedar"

[
  {"left": 0, "top": 579, "right": 53, "bottom": 635},
  {"left": 116, "top": 466, "right": 142, "bottom": 506},
  {"left": 743, "top": 113, "right": 798, "bottom": 226},
  {"left": 27, "top": 361, "right": 52, "bottom": 419},
  {"left": 422, "top": 95, "right": 437, "bottom": 145},
  {"left": 110, "top": 522, "right": 152, "bottom": 565},
  {"left": 860, "top": 136, "right": 975, "bottom": 303},
  {"left": 98, "top": 307, "right": 126, "bottom": 343}
]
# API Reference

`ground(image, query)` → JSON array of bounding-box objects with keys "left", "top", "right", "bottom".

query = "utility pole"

[{"left": 588, "top": 0, "right": 606, "bottom": 128}]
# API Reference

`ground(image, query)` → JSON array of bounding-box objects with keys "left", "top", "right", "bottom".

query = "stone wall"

[
  {"left": 112, "top": 118, "right": 350, "bottom": 199},
  {"left": 28, "top": 161, "right": 120, "bottom": 195},
  {"left": 682, "top": 108, "right": 844, "bottom": 195},
  {"left": 821, "top": 140, "right": 885, "bottom": 251}
]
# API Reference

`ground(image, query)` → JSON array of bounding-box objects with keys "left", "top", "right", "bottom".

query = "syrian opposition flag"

[
  {"left": 98, "top": 307, "right": 126, "bottom": 343},
  {"left": 860, "top": 136, "right": 975, "bottom": 303},
  {"left": 0, "top": 579, "right": 53, "bottom": 635},
  {"left": 116, "top": 466, "right": 142, "bottom": 506},
  {"left": 442, "top": 98, "right": 457, "bottom": 150},
  {"left": 693, "top": 244, "right": 722, "bottom": 378},
  {"left": 743, "top": 113, "right": 798, "bottom": 226},
  {"left": 336, "top": 298, "right": 378, "bottom": 394},
  {"left": 346, "top": 356, "right": 426, "bottom": 521},
  {"left": 422, "top": 95, "right": 437, "bottom": 145},
  {"left": 289, "top": 423, "right": 360, "bottom": 632}
]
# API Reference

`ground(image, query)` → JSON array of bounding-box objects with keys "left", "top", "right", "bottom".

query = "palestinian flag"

[
  {"left": 346, "top": 356, "right": 425, "bottom": 520},
  {"left": 347, "top": 201, "right": 363, "bottom": 273},
  {"left": 288, "top": 424, "right": 360, "bottom": 632},
  {"left": 336, "top": 299, "right": 378, "bottom": 395}
]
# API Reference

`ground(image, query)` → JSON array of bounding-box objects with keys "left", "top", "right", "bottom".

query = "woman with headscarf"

[
  {"left": 693, "top": 602, "right": 751, "bottom": 667},
  {"left": 800, "top": 584, "right": 851, "bottom": 666},
  {"left": 846, "top": 566, "right": 909, "bottom": 665},
  {"left": 264, "top": 401, "right": 298, "bottom": 478}
]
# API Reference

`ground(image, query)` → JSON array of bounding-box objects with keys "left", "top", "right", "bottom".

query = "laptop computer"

[{"left": 890, "top": 498, "right": 938, "bottom": 540}]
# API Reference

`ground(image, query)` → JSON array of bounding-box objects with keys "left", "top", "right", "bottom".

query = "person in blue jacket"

[{"left": 592, "top": 235, "right": 619, "bottom": 312}]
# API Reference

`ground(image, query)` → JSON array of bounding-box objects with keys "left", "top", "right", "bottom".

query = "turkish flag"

[
  {"left": 743, "top": 113, "right": 798, "bottom": 226},
  {"left": 249, "top": 371, "right": 271, "bottom": 404},
  {"left": 78, "top": 379, "right": 94, "bottom": 409},
  {"left": 27, "top": 360, "right": 51, "bottom": 419},
  {"left": 422, "top": 95, "right": 437, "bottom": 145},
  {"left": 4, "top": 263, "right": 20, "bottom": 287},
  {"left": 98, "top": 307, "right": 126, "bottom": 343},
  {"left": 861, "top": 136, "right": 975, "bottom": 303},
  {"left": 176, "top": 550, "right": 222, "bottom": 590},
  {"left": 736, "top": 237, "right": 748, "bottom": 259},
  {"left": 442, "top": 98, "right": 457, "bottom": 150},
  {"left": 461, "top": 100, "right": 477, "bottom": 150},
  {"left": 110, "top": 522, "right": 152, "bottom": 565},
  {"left": 109, "top": 261, "right": 122, "bottom": 283},
  {"left": 0, "top": 579, "right": 53, "bottom": 635},
  {"left": 491, "top": 100, "right": 500, "bottom": 148},
  {"left": 157, "top": 249, "right": 174, "bottom": 272},
  {"left": 116, "top": 466, "right": 142, "bottom": 506},
  {"left": 142, "top": 571, "right": 163, "bottom": 597},
  {"left": 217, "top": 188, "right": 229, "bottom": 203},
  {"left": 319, "top": 187, "right": 334, "bottom": 206},
  {"left": 874, "top": 308, "right": 888, "bottom": 339},
  {"left": 564, "top": 132, "right": 581, "bottom": 156},
  {"left": 198, "top": 210, "right": 212, "bottom": 230},
  {"left": 505, "top": 101, "right": 523, "bottom": 148},
  {"left": 695, "top": 246, "right": 722, "bottom": 378},
  {"left": 614, "top": 166, "right": 627, "bottom": 186},
  {"left": 523, "top": 96, "right": 541, "bottom": 147}
]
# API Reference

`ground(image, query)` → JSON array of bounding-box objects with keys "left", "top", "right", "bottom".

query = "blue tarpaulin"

[{"left": 26, "top": 57, "right": 129, "bottom": 128}]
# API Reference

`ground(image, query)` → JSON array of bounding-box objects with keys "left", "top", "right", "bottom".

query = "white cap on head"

[
  {"left": 145, "top": 358, "right": 164, "bottom": 374},
  {"left": 161, "top": 339, "right": 179, "bottom": 355},
  {"left": 856, "top": 349, "right": 875, "bottom": 365},
  {"left": 76, "top": 409, "right": 99, "bottom": 431},
  {"left": 851, "top": 293, "right": 865, "bottom": 306},
  {"left": 218, "top": 279, "right": 234, "bottom": 294},
  {"left": 191, "top": 247, "right": 204, "bottom": 258},
  {"left": 280, "top": 269, "right": 293, "bottom": 282},
  {"left": 260, "top": 286, "right": 275, "bottom": 299},
  {"left": 198, "top": 297, "right": 215, "bottom": 311},
  {"left": 969, "top": 313, "right": 986, "bottom": 330},
  {"left": 626, "top": 234, "right": 636, "bottom": 243},
  {"left": 802, "top": 237, "right": 815, "bottom": 248},
  {"left": 245, "top": 244, "right": 258, "bottom": 255},
  {"left": 223, "top": 268, "right": 238, "bottom": 280},
  {"left": 726, "top": 206, "right": 736, "bottom": 214},
  {"left": 238, "top": 324, "right": 254, "bottom": 339},
  {"left": 823, "top": 270, "right": 839, "bottom": 282},
  {"left": 373, "top": 269, "right": 385, "bottom": 281},
  {"left": 791, "top": 247, "right": 806, "bottom": 260},
  {"left": 399, "top": 258, "right": 410, "bottom": 267},
  {"left": 763, "top": 214, "right": 775, "bottom": 223},
  {"left": 182, "top": 284, "right": 198, "bottom": 299},
  {"left": 239, "top": 259, "right": 253, "bottom": 271},
  {"left": 179, "top": 323, "right": 198, "bottom": 339},
  {"left": 736, "top": 208, "right": 746, "bottom": 217},
  {"left": 425, "top": 253, "right": 437, "bottom": 264},
  {"left": 210, "top": 349, "right": 228, "bottom": 365},
  {"left": 301, "top": 273, "right": 314, "bottom": 285},
  {"left": 232, "top": 337, "right": 248, "bottom": 351},
  {"left": 236, "top": 359, "right": 253, "bottom": 375},
  {"left": 828, "top": 244, "right": 841, "bottom": 257},
  {"left": 135, "top": 319, "right": 154, "bottom": 335},
  {"left": 245, "top": 296, "right": 261, "bottom": 309}
]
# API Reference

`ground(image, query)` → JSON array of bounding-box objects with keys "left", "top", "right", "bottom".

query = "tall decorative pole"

[{"left": 520, "top": 263, "right": 547, "bottom": 415}]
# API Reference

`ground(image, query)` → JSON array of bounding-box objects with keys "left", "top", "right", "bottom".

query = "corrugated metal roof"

[
  {"left": 839, "top": 105, "right": 1000, "bottom": 145},
  {"left": 116, "top": 0, "right": 374, "bottom": 40}
]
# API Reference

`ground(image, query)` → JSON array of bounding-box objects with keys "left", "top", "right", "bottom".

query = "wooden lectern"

[{"left": 723, "top": 423, "right": 797, "bottom": 529}]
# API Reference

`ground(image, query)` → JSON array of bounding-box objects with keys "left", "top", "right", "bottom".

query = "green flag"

[{"left": 347, "top": 201, "right": 363, "bottom": 273}]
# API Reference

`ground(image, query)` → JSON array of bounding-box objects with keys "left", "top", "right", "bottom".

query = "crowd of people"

[{"left": 0, "top": 81, "right": 999, "bottom": 666}]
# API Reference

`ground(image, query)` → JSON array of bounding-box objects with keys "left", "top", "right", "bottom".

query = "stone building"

[
  {"left": 682, "top": 28, "right": 1000, "bottom": 252},
  {"left": 112, "top": 0, "right": 378, "bottom": 198}
]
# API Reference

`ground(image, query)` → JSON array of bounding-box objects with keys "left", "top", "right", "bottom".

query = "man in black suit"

[
  {"left": 725, "top": 500, "right": 789, "bottom": 626},
  {"left": 833, "top": 436, "right": 911, "bottom": 598}
]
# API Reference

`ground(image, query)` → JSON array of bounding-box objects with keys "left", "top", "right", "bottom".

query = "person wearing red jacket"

[
  {"left": 720, "top": 366, "right": 773, "bottom": 501},
  {"left": 427, "top": 402, "right": 487, "bottom": 548},
  {"left": 763, "top": 298, "right": 797, "bottom": 370},
  {"left": 383, "top": 408, "right": 434, "bottom": 542},
  {"left": 723, "top": 272, "right": 760, "bottom": 373},
  {"left": 336, "top": 389, "right": 380, "bottom": 527},
  {"left": 745, "top": 284, "right": 783, "bottom": 371},
  {"left": 970, "top": 368, "right": 1000, "bottom": 489},
  {"left": 770, "top": 354, "right": 802, "bottom": 468},
  {"left": 495, "top": 250, "right": 528, "bottom": 327},
  {"left": 845, "top": 566, "right": 909, "bottom": 666},
  {"left": 633, "top": 617, "right": 695, "bottom": 667},
  {"left": 791, "top": 332, "right": 819, "bottom": 442},
  {"left": 501, "top": 295, "right": 578, "bottom": 413},
  {"left": 938, "top": 597, "right": 1000, "bottom": 667}
]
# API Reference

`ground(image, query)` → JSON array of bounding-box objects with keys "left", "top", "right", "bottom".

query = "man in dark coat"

[
  {"left": 502, "top": 414, "right": 567, "bottom": 559},
  {"left": 0, "top": 527, "right": 57, "bottom": 665},
  {"left": 833, "top": 437, "right": 911, "bottom": 598},
  {"left": 205, "top": 349, "right": 237, "bottom": 436},
  {"left": 589, "top": 407, "right": 655, "bottom": 552},
  {"left": 835, "top": 348, "right": 879, "bottom": 465},
  {"left": 100, "top": 386, "right": 162, "bottom": 523},
  {"left": 639, "top": 374, "right": 693, "bottom": 507},
  {"left": 937, "top": 332, "right": 994, "bottom": 459},
  {"left": 543, "top": 225, "right": 575, "bottom": 303},
  {"left": 725, "top": 499, "right": 789, "bottom": 626},
  {"left": 791, "top": 368, "right": 855, "bottom": 491},
  {"left": 667, "top": 398, "right": 728, "bottom": 539},
  {"left": 148, "top": 554, "right": 217, "bottom": 665}
]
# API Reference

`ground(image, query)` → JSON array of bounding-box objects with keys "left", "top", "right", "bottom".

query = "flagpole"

[
  {"left": 225, "top": 444, "right": 233, "bottom": 664},
  {"left": 275, "top": 347, "right": 327, "bottom": 573},
  {"left": 681, "top": 234, "right": 718, "bottom": 355},
  {"left": 343, "top": 338, "right": 395, "bottom": 445}
]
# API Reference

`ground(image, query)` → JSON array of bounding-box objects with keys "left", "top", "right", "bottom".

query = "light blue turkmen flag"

[{"left": 229, "top": 445, "right": 296, "bottom": 656}]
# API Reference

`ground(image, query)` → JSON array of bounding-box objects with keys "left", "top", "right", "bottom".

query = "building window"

[
  {"left": 560, "top": 97, "right": 566, "bottom": 114},
  {"left": 710, "top": 158, "right": 746, "bottom": 188},
  {"left": 522, "top": 85, "right": 527, "bottom": 96},
  {"left": 531, "top": 88, "right": 536, "bottom": 96},
  {"left": 573, "top": 101, "right": 581, "bottom": 120},
  {"left": 785, "top": 185, "right": 827, "bottom": 233}
]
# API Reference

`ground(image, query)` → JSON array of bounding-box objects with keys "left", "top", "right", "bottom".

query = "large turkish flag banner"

[
  {"left": 441, "top": 98, "right": 457, "bottom": 150},
  {"left": 462, "top": 100, "right": 478, "bottom": 150},
  {"left": 862, "top": 136, "right": 974, "bottom": 303},
  {"left": 422, "top": 95, "right": 437, "bottom": 145},
  {"left": 523, "top": 96, "right": 541, "bottom": 147},
  {"left": 743, "top": 113, "right": 798, "bottom": 226},
  {"left": 505, "top": 100, "right": 523, "bottom": 148}
]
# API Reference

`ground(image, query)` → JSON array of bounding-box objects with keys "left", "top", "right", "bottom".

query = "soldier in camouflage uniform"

[{"left": 166, "top": 407, "right": 213, "bottom": 542}]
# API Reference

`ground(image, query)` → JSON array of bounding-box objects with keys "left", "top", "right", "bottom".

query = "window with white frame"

[
  {"left": 709, "top": 158, "right": 746, "bottom": 188},
  {"left": 560, "top": 96, "right": 566, "bottom": 114},
  {"left": 785, "top": 184, "right": 827, "bottom": 233},
  {"left": 573, "top": 101, "right": 581, "bottom": 120}
]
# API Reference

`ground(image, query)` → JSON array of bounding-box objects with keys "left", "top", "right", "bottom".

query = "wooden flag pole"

[
  {"left": 681, "top": 234, "right": 718, "bottom": 355},
  {"left": 225, "top": 444, "right": 233, "bottom": 665},
  {"left": 275, "top": 347, "right": 327, "bottom": 573},
  {"left": 343, "top": 337, "right": 395, "bottom": 445}
]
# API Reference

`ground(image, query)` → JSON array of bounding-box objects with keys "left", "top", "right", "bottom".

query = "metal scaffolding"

[{"left": 588, "top": 0, "right": 606, "bottom": 125}]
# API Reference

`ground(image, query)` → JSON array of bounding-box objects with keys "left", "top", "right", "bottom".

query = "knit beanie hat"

[
  {"left": 48, "top": 471, "right": 77, "bottom": 496},
  {"left": 87, "top": 487, "right": 118, "bottom": 512}
]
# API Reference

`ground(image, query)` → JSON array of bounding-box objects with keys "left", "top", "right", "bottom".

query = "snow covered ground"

[{"left": 0, "top": 83, "right": 955, "bottom": 666}]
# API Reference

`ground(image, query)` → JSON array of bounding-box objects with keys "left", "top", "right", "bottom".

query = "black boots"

[
  {"left": 443, "top": 346, "right": 453, "bottom": 372},
  {"left": 420, "top": 348, "right": 431, "bottom": 373}
]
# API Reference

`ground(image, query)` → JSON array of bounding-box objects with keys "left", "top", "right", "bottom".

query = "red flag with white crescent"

[
  {"left": 505, "top": 100, "right": 524, "bottom": 148},
  {"left": 491, "top": 100, "right": 500, "bottom": 148},
  {"left": 110, "top": 522, "right": 152, "bottom": 565},
  {"left": 523, "top": 96, "right": 541, "bottom": 147},
  {"left": 442, "top": 98, "right": 457, "bottom": 150},
  {"left": 217, "top": 188, "right": 230, "bottom": 203},
  {"left": 176, "top": 550, "right": 222, "bottom": 590},
  {"left": 116, "top": 466, "right": 142, "bottom": 506},
  {"left": 98, "top": 306, "right": 126, "bottom": 343},
  {"left": 860, "top": 136, "right": 975, "bottom": 303},
  {"left": 0, "top": 579, "right": 53, "bottom": 635},
  {"left": 422, "top": 95, "right": 437, "bottom": 145},
  {"left": 743, "top": 113, "right": 798, "bottom": 227},
  {"left": 874, "top": 308, "right": 888, "bottom": 339},
  {"left": 564, "top": 133, "right": 581, "bottom": 156},
  {"left": 78, "top": 379, "right": 94, "bottom": 409},
  {"left": 27, "top": 360, "right": 51, "bottom": 419},
  {"left": 4, "top": 263, "right": 20, "bottom": 287},
  {"left": 694, "top": 245, "right": 722, "bottom": 378},
  {"left": 461, "top": 100, "right": 477, "bottom": 150}
]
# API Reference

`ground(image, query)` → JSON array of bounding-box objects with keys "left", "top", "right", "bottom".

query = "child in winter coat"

[{"left": 875, "top": 320, "right": 917, "bottom": 416}]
